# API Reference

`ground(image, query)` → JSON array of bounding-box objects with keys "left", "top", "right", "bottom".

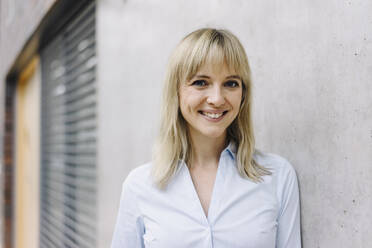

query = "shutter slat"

[
  {"left": 65, "top": 31, "right": 95, "bottom": 61},
  {"left": 65, "top": 3, "right": 95, "bottom": 33},
  {"left": 66, "top": 58, "right": 96, "bottom": 85},
  {"left": 43, "top": 144, "right": 96, "bottom": 155},
  {"left": 42, "top": 186, "right": 96, "bottom": 218}
]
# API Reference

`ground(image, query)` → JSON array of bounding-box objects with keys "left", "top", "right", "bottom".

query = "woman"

[{"left": 111, "top": 28, "right": 301, "bottom": 248}]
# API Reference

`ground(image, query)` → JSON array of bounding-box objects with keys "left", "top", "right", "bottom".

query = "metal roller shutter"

[{"left": 40, "top": 2, "right": 97, "bottom": 248}]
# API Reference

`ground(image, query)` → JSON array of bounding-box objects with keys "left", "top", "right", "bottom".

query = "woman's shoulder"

[
  {"left": 122, "top": 162, "right": 154, "bottom": 191},
  {"left": 253, "top": 149, "right": 297, "bottom": 180},
  {"left": 254, "top": 150, "right": 299, "bottom": 204}
]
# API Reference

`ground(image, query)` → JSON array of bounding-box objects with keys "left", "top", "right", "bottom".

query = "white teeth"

[{"left": 202, "top": 111, "right": 223, "bottom": 119}]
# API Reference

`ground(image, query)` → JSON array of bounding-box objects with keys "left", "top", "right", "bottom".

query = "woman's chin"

[{"left": 198, "top": 129, "right": 227, "bottom": 140}]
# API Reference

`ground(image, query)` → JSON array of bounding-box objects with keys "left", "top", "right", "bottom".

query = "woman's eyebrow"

[
  {"left": 226, "top": 75, "right": 241, "bottom": 80},
  {"left": 194, "top": 74, "right": 210, "bottom": 79},
  {"left": 194, "top": 75, "right": 241, "bottom": 80}
]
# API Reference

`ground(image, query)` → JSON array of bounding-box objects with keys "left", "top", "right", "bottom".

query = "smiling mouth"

[{"left": 198, "top": 111, "right": 228, "bottom": 119}]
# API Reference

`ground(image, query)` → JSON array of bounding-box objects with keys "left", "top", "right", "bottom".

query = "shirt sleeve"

[
  {"left": 276, "top": 160, "right": 302, "bottom": 248},
  {"left": 111, "top": 176, "right": 145, "bottom": 248}
]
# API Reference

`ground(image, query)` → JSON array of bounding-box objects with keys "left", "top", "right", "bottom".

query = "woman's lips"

[{"left": 198, "top": 110, "right": 228, "bottom": 121}]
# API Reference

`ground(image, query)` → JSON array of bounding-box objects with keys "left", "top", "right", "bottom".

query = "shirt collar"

[
  {"left": 224, "top": 140, "right": 237, "bottom": 160},
  {"left": 178, "top": 140, "right": 237, "bottom": 168}
]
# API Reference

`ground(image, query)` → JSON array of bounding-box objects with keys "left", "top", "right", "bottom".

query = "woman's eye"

[
  {"left": 225, "top": 80, "right": 239, "bottom": 88},
  {"left": 191, "top": 80, "right": 207, "bottom": 86}
]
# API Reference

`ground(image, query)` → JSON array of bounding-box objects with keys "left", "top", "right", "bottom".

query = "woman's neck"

[{"left": 188, "top": 130, "right": 228, "bottom": 169}]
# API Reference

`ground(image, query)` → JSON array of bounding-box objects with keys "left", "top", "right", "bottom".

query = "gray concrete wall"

[
  {"left": 0, "top": 0, "right": 55, "bottom": 78},
  {"left": 97, "top": 0, "right": 372, "bottom": 247}
]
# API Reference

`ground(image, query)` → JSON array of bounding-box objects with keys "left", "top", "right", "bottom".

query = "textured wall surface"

[
  {"left": 97, "top": 0, "right": 372, "bottom": 247},
  {"left": 0, "top": 0, "right": 56, "bottom": 77}
]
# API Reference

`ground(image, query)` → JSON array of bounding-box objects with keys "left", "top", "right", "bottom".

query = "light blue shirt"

[{"left": 111, "top": 143, "right": 301, "bottom": 248}]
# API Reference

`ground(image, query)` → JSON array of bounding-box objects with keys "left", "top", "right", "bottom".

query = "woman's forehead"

[
  {"left": 194, "top": 62, "right": 237, "bottom": 76},
  {"left": 183, "top": 46, "right": 244, "bottom": 81}
]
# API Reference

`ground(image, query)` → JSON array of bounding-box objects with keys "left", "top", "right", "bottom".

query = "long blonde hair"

[{"left": 152, "top": 28, "right": 271, "bottom": 189}]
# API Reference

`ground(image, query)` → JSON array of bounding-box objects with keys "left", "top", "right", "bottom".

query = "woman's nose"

[{"left": 206, "top": 86, "right": 225, "bottom": 107}]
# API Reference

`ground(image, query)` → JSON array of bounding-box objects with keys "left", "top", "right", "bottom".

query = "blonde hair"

[{"left": 152, "top": 28, "right": 271, "bottom": 189}]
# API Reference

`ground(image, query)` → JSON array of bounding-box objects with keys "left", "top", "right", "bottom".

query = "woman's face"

[{"left": 179, "top": 62, "right": 243, "bottom": 140}]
